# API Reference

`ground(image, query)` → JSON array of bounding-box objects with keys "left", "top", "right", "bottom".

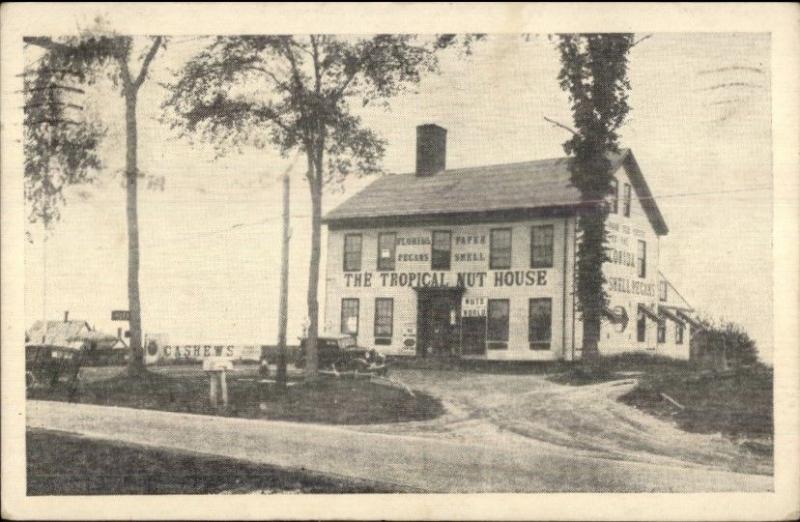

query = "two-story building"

[{"left": 322, "top": 124, "right": 695, "bottom": 361}]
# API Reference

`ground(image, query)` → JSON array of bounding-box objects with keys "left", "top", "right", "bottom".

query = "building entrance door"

[{"left": 416, "top": 290, "right": 462, "bottom": 357}]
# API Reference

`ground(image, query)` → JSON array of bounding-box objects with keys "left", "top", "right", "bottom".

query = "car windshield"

[{"left": 338, "top": 336, "right": 355, "bottom": 349}]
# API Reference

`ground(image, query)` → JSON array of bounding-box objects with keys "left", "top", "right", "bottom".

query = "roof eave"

[
  {"left": 620, "top": 150, "right": 669, "bottom": 236},
  {"left": 324, "top": 205, "right": 579, "bottom": 229}
]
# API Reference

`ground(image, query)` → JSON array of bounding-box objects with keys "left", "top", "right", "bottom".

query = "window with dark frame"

[
  {"left": 676, "top": 322, "right": 684, "bottom": 344},
  {"left": 374, "top": 298, "right": 393, "bottom": 344},
  {"left": 487, "top": 299, "right": 509, "bottom": 349},
  {"left": 637, "top": 240, "right": 647, "bottom": 278},
  {"left": 659, "top": 280, "right": 668, "bottom": 301},
  {"left": 609, "top": 178, "right": 619, "bottom": 214},
  {"left": 530, "top": 225, "right": 554, "bottom": 268},
  {"left": 657, "top": 321, "right": 666, "bottom": 344},
  {"left": 637, "top": 305, "right": 646, "bottom": 343},
  {"left": 377, "top": 232, "right": 396, "bottom": 271},
  {"left": 343, "top": 234, "right": 362, "bottom": 272},
  {"left": 528, "top": 298, "right": 552, "bottom": 350},
  {"left": 341, "top": 298, "right": 359, "bottom": 336},
  {"left": 431, "top": 230, "right": 451, "bottom": 270},
  {"left": 490, "top": 228, "right": 512, "bottom": 270},
  {"left": 623, "top": 183, "right": 632, "bottom": 217}
]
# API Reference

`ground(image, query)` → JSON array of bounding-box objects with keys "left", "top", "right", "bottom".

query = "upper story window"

[
  {"left": 377, "top": 232, "right": 396, "bottom": 271},
  {"left": 623, "top": 183, "right": 632, "bottom": 217},
  {"left": 490, "top": 228, "right": 512, "bottom": 270},
  {"left": 659, "top": 281, "right": 668, "bottom": 301},
  {"left": 637, "top": 240, "right": 647, "bottom": 278},
  {"left": 676, "top": 322, "right": 684, "bottom": 344},
  {"left": 530, "top": 225, "right": 554, "bottom": 268},
  {"left": 343, "top": 234, "right": 362, "bottom": 272},
  {"left": 431, "top": 230, "right": 451, "bottom": 270},
  {"left": 609, "top": 179, "right": 619, "bottom": 214}
]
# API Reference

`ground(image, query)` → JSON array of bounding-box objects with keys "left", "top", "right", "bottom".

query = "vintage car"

[
  {"left": 25, "top": 345, "right": 81, "bottom": 389},
  {"left": 295, "top": 334, "right": 388, "bottom": 374}
]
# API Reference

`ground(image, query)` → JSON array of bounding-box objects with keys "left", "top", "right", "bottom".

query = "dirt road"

[
  {"left": 352, "top": 370, "right": 771, "bottom": 476},
  {"left": 27, "top": 400, "right": 771, "bottom": 492}
]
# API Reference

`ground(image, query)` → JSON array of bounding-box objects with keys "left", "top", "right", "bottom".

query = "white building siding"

[
  {"left": 322, "top": 155, "right": 687, "bottom": 362},
  {"left": 325, "top": 217, "right": 576, "bottom": 360}
]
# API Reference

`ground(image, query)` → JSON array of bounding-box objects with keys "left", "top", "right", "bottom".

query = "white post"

[
  {"left": 209, "top": 372, "right": 219, "bottom": 408},
  {"left": 219, "top": 369, "right": 228, "bottom": 407}
]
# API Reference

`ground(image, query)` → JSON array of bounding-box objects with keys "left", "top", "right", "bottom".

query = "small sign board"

[{"left": 111, "top": 310, "right": 130, "bottom": 321}]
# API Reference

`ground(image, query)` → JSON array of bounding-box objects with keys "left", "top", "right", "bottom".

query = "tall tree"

[
  {"left": 163, "top": 35, "right": 457, "bottom": 378},
  {"left": 24, "top": 33, "right": 165, "bottom": 375},
  {"left": 555, "top": 34, "right": 635, "bottom": 359}
]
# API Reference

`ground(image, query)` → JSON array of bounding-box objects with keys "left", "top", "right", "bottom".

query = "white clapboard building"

[{"left": 322, "top": 124, "right": 696, "bottom": 361}]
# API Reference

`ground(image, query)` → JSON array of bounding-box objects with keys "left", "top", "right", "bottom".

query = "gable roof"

[
  {"left": 26, "top": 320, "right": 92, "bottom": 349},
  {"left": 323, "top": 149, "right": 668, "bottom": 235}
]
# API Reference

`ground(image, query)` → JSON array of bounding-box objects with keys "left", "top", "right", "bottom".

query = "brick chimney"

[
  {"left": 416, "top": 124, "right": 447, "bottom": 176},
  {"left": 64, "top": 310, "right": 69, "bottom": 323}
]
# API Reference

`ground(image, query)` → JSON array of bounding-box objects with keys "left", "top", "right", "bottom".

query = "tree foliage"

[
  {"left": 555, "top": 33, "right": 635, "bottom": 356},
  {"left": 163, "top": 34, "right": 461, "bottom": 377},
  {"left": 23, "top": 41, "right": 108, "bottom": 226},
  {"left": 162, "top": 35, "right": 455, "bottom": 183},
  {"left": 692, "top": 319, "right": 760, "bottom": 369},
  {"left": 24, "top": 31, "right": 165, "bottom": 375}
]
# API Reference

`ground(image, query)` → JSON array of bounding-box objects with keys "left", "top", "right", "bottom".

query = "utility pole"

[{"left": 276, "top": 173, "right": 290, "bottom": 388}]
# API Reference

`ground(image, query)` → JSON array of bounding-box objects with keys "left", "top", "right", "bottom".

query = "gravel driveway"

[{"left": 353, "top": 369, "right": 771, "bottom": 476}]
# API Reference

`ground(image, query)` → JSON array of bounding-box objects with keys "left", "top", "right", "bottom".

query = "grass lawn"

[
  {"left": 550, "top": 353, "right": 773, "bottom": 444},
  {"left": 27, "top": 366, "right": 444, "bottom": 425},
  {"left": 27, "top": 429, "right": 400, "bottom": 494}
]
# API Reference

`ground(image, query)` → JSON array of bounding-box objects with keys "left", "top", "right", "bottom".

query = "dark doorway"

[{"left": 416, "top": 289, "right": 462, "bottom": 357}]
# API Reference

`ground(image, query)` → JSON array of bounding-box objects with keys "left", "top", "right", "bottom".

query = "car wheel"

[{"left": 350, "top": 358, "right": 369, "bottom": 372}]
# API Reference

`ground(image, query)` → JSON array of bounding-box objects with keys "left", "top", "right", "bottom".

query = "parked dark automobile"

[
  {"left": 26, "top": 345, "right": 81, "bottom": 389},
  {"left": 295, "top": 334, "right": 388, "bottom": 374}
]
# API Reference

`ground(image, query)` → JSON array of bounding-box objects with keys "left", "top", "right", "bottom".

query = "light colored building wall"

[
  {"left": 575, "top": 161, "right": 663, "bottom": 357},
  {"left": 323, "top": 163, "right": 675, "bottom": 361},
  {"left": 325, "top": 216, "right": 576, "bottom": 360}
]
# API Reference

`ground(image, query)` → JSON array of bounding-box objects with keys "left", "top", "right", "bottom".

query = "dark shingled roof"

[{"left": 324, "top": 149, "right": 668, "bottom": 235}]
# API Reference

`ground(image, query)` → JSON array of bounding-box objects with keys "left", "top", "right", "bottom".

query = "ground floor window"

[
  {"left": 657, "top": 321, "right": 666, "bottom": 344},
  {"left": 528, "top": 298, "right": 552, "bottom": 350},
  {"left": 637, "top": 305, "right": 646, "bottom": 343},
  {"left": 374, "top": 298, "right": 393, "bottom": 345},
  {"left": 676, "top": 322, "right": 684, "bottom": 344},
  {"left": 341, "top": 298, "right": 359, "bottom": 336},
  {"left": 486, "top": 299, "right": 509, "bottom": 349}
]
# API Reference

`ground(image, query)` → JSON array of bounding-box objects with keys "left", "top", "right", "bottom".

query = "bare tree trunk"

[
  {"left": 276, "top": 173, "right": 290, "bottom": 388},
  {"left": 582, "top": 319, "right": 601, "bottom": 359},
  {"left": 577, "top": 208, "right": 606, "bottom": 362},
  {"left": 304, "top": 152, "right": 322, "bottom": 379},
  {"left": 124, "top": 90, "right": 144, "bottom": 376}
]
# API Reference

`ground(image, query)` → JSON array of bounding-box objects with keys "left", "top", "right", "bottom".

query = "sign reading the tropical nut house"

[{"left": 343, "top": 270, "right": 549, "bottom": 288}]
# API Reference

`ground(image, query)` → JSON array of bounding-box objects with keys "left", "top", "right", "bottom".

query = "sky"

[{"left": 23, "top": 33, "right": 773, "bottom": 361}]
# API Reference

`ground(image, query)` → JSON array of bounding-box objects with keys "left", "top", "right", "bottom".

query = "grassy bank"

[
  {"left": 28, "top": 367, "right": 444, "bottom": 425},
  {"left": 27, "top": 429, "right": 400, "bottom": 494},
  {"left": 550, "top": 353, "right": 773, "bottom": 443}
]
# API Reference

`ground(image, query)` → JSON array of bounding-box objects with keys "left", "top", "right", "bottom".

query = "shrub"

[{"left": 691, "top": 319, "right": 759, "bottom": 369}]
